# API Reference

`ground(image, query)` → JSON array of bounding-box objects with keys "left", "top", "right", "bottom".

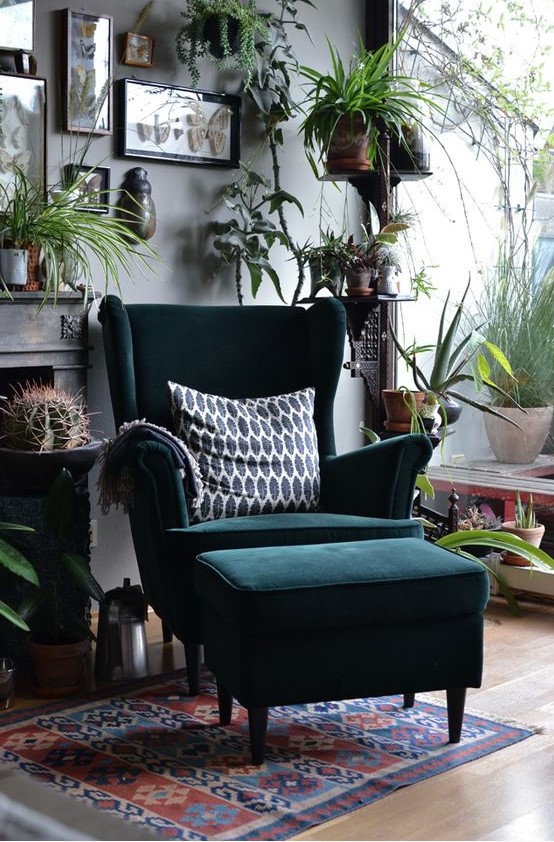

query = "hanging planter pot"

[{"left": 202, "top": 14, "right": 240, "bottom": 59}]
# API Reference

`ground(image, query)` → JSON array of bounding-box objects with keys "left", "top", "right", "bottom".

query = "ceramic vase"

[{"left": 484, "top": 405, "right": 554, "bottom": 464}]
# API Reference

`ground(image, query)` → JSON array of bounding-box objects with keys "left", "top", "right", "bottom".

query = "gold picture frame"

[{"left": 122, "top": 32, "right": 155, "bottom": 67}]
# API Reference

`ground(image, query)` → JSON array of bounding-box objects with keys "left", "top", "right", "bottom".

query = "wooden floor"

[{"left": 7, "top": 595, "right": 554, "bottom": 841}]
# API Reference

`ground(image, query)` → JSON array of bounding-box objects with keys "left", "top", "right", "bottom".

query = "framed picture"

[
  {"left": 0, "top": 74, "right": 46, "bottom": 209},
  {"left": 122, "top": 32, "right": 155, "bottom": 67},
  {"left": 62, "top": 9, "right": 112, "bottom": 135},
  {"left": 119, "top": 79, "right": 240, "bottom": 168},
  {"left": 63, "top": 164, "right": 110, "bottom": 213},
  {"left": 0, "top": 1, "right": 34, "bottom": 52}
]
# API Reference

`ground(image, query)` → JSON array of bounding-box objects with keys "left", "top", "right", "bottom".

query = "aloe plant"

[
  {"left": 390, "top": 280, "right": 520, "bottom": 422},
  {"left": 514, "top": 492, "right": 538, "bottom": 529}
]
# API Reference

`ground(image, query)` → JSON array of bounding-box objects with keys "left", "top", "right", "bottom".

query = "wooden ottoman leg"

[
  {"left": 446, "top": 687, "right": 467, "bottom": 743},
  {"left": 248, "top": 707, "right": 269, "bottom": 766},
  {"left": 403, "top": 692, "right": 415, "bottom": 708},
  {"left": 217, "top": 679, "right": 233, "bottom": 726}
]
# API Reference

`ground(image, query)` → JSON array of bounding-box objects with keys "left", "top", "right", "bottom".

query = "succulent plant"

[{"left": 0, "top": 382, "right": 90, "bottom": 452}]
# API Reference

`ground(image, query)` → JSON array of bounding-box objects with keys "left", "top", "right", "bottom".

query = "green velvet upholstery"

[
  {"left": 195, "top": 538, "right": 490, "bottom": 763},
  {"left": 98, "top": 295, "right": 433, "bottom": 693}
]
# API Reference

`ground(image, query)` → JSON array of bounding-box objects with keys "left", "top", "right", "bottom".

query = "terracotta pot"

[
  {"left": 27, "top": 638, "right": 89, "bottom": 698},
  {"left": 501, "top": 521, "right": 545, "bottom": 567},
  {"left": 382, "top": 389, "right": 425, "bottom": 432},
  {"left": 484, "top": 405, "right": 553, "bottom": 464},
  {"left": 344, "top": 267, "right": 375, "bottom": 297},
  {"left": 326, "top": 114, "right": 371, "bottom": 173}
]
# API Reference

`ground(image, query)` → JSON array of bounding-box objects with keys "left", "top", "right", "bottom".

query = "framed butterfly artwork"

[
  {"left": 62, "top": 9, "right": 113, "bottom": 134},
  {"left": 118, "top": 79, "right": 240, "bottom": 168},
  {"left": 63, "top": 164, "right": 111, "bottom": 213},
  {"left": 0, "top": 73, "right": 46, "bottom": 211}
]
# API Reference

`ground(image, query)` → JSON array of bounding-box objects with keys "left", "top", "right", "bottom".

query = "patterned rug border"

[{"left": 0, "top": 670, "right": 539, "bottom": 841}]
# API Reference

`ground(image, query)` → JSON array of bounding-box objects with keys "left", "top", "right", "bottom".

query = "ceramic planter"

[
  {"left": 27, "top": 638, "right": 89, "bottom": 698},
  {"left": 326, "top": 114, "right": 371, "bottom": 173},
  {"left": 382, "top": 389, "right": 425, "bottom": 432},
  {"left": 484, "top": 405, "right": 554, "bottom": 464},
  {"left": 344, "top": 268, "right": 375, "bottom": 297},
  {"left": 501, "top": 521, "right": 545, "bottom": 566},
  {"left": 0, "top": 248, "right": 28, "bottom": 287}
]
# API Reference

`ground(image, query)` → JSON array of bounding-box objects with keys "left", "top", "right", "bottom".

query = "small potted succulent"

[
  {"left": 175, "top": 0, "right": 270, "bottom": 90},
  {"left": 0, "top": 381, "right": 101, "bottom": 492},
  {"left": 501, "top": 492, "right": 545, "bottom": 566}
]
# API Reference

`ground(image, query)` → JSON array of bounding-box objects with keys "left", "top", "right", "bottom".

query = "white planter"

[
  {"left": 377, "top": 265, "right": 398, "bottom": 296},
  {"left": 0, "top": 248, "right": 28, "bottom": 287},
  {"left": 484, "top": 405, "right": 554, "bottom": 464}
]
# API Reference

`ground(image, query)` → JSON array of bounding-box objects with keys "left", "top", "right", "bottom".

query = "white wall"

[{"left": 34, "top": 0, "right": 365, "bottom": 590}]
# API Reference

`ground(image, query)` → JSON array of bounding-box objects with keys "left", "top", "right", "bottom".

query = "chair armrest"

[
  {"left": 109, "top": 439, "right": 190, "bottom": 622},
  {"left": 320, "top": 434, "right": 433, "bottom": 519}
]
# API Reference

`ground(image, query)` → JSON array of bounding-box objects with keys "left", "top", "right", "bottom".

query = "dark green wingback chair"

[{"left": 98, "top": 295, "right": 432, "bottom": 693}]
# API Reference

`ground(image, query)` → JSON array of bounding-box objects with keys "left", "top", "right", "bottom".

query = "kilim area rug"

[{"left": 0, "top": 669, "right": 536, "bottom": 841}]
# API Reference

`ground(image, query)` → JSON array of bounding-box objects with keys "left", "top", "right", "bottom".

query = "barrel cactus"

[{"left": 0, "top": 382, "right": 90, "bottom": 451}]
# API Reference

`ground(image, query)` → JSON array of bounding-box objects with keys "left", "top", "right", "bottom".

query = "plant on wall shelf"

[
  {"left": 0, "top": 166, "right": 158, "bottom": 307},
  {"left": 175, "top": 0, "right": 270, "bottom": 89}
]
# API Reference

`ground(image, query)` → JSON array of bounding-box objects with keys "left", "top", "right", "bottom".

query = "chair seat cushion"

[
  {"left": 168, "top": 511, "right": 423, "bottom": 558},
  {"left": 195, "top": 538, "right": 490, "bottom": 634}
]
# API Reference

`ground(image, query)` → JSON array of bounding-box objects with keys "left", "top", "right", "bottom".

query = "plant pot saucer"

[
  {"left": 345, "top": 287, "right": 375, "bottom": 297},
  {"left": 0, "top": 439, "right": 102, "bottom": 492},
  {"left": 384, "top": 420, "right": 411, "bottom": 432}
]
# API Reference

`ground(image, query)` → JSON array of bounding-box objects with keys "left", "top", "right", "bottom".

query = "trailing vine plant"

[{"left": 210, "top": 0, "right": 316, "bottom": 305}]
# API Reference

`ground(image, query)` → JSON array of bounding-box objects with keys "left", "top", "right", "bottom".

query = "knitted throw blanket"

[{"left": 96, "top": 419, "right": 202, "bottom": 514}]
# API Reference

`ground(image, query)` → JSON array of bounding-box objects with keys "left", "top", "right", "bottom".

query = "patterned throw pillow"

[{"left": 168, "top": 382, "right": 320, "bottom": 523}]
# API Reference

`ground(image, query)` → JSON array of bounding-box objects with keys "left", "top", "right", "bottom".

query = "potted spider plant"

[
  {"left": 299, "top": 34, "right": 435, "bottom": 175},
  {"left": 0, "top": 165, "right": 157, "bottom": 307},
  {"left": 175, "top": 0, "right": 270, "bottom": 90}
]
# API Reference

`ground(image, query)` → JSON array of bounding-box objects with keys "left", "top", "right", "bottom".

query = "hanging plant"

[{"left": 175, "top": 0, "right": 269, "bottom": 89}]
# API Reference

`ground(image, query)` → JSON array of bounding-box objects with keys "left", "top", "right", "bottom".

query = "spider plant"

[{"left": 299, "top": 34, "right": 436, "bottom": 175}]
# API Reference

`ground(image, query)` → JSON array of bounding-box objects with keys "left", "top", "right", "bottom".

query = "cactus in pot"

[
  {"left": 0, "top": 382, "right": 90, "bottom": 452},
  {"left": 0, "top": 382, "right": 100, "bottom": 491}
]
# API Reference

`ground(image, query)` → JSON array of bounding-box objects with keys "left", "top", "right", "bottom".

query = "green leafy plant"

[
  {"left": 18, "top": 468, "right": 105, "bottom": 644},
  {"left": 299, "top": 34, "right": 436, "bottom": 174},
  {"left": 514, "top": 491, "right": 538, "bottom": 529},
  {"left": 390, "top": 280, "right": 518, "bottom": 421},
  {"left": 0, "top": 166, "right": 158, "bottom": 307},
  {"left": 175, "top": 0, "right": 270, "bottom": 89},
  {"left": 470, "top": 263, "right": 554, "bottom": 409},
  {"left": 0, "top": 521, "right": 37, "bottom": 630},
  {"left": 0, "top": 382, "right": 90, "bottom": 452}
]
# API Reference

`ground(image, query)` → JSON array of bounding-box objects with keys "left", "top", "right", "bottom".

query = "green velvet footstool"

[{"left": 195, "top": 537, "right": 490, "bottom": 764}]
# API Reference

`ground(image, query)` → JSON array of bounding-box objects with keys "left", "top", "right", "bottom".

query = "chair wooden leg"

[
  {"left": 184, "top": 643, "right": 201, "bottom": 696},
  {"left": 217, "top": 680, "right": 233, "bottom": 726},
  {"left": 446, "top": 687, "right": 467, "bottom": 743},
  {"left": 403, "top": 692, "right": 415, "bottom": 708},
  {"left": 248, "top": 707, "right": 269, "bottom": 766},
  {"left": 161, "top": 618, "right": 173, "bottom": 643}
]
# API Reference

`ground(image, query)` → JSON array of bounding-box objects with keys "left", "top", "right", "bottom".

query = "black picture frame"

[
  {"left": 63, "top": 164, "right": 111, "bottom": 213},
  {"left": 119, "top": 79, "right": 240, "bottom": 168},
  {"left": 0, "top": 1, "right": 34, "bottom": 52},
  {"left": 62, "top": 9, "right": 113, "bottom": 135},
  {"left": 0, "top": 73, "right": 46, "bottom": 210}
]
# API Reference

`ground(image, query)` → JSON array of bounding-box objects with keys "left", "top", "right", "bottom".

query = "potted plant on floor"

[
  {"left": 0, "top": 521, "right": 37, "bottom": 632},
  {"left": 18, "top": 468, "right": 105, "bottom": 697},
  {"left": 175, "top": 0, "right": 270, "bottom": 89},
  {"left": 299, "top": 34, "right": 436, "bottom": 175}
]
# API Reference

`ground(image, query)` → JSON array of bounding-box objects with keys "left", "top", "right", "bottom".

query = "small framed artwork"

[
  {"left": 62, "top": 9, "right": 113, "bottom": 135},
  {"left": 63, "top": 164, "right": 111, "bottom": 213},
  {"left": 0, "top": 1, "right": 34, "bottom": 52},
  {"left": 119, "top": 79, "right": 240, "bottom": 168},
  {"left": 122, "top": 32, "right": 155, "bottom": 67},
  {"left": 0, "top": 73, "right": 46, "bottom": 210},
  {"left": 0, "top": 50, "right": 17, "bottom": 74}
]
